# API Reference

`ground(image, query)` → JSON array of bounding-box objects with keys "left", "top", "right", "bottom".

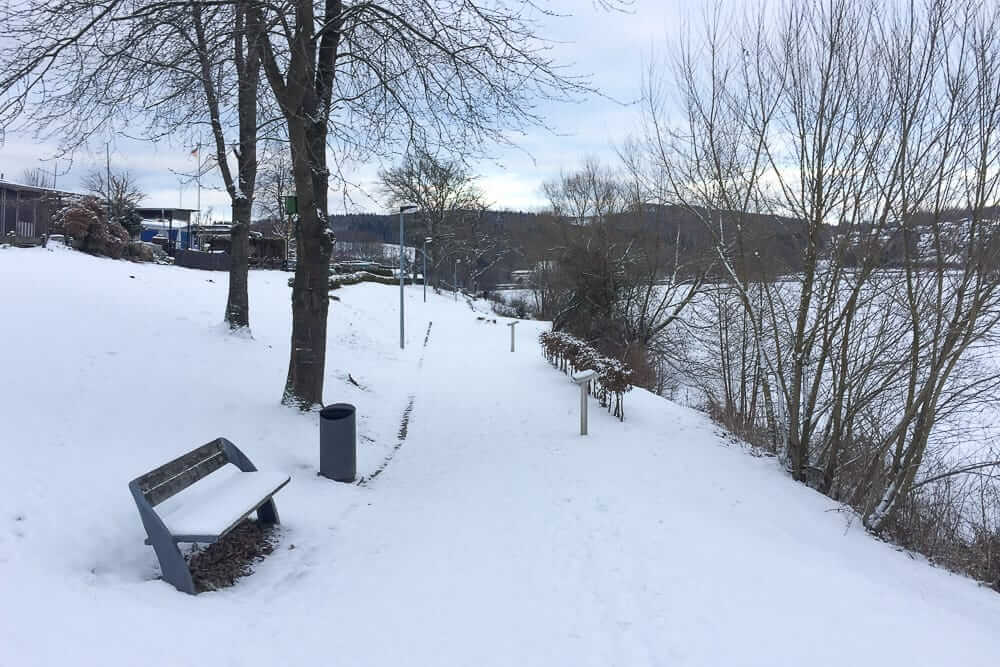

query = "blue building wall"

[{"left": 140, "top": 228, "right": 189, "bottom": 247}]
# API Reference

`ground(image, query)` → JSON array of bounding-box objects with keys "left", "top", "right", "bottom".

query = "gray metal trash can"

[{"left": 319, "top": 403, "right": 356, "bottom": 482}]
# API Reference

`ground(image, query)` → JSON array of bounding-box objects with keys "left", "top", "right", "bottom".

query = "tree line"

[{"left": 522, "top": 0, "right": 1000, "bottom": 587}]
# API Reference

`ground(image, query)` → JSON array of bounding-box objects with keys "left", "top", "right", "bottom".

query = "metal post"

[
  {"left": 399, "top": 208, "right": 405, "bottom": 349},
  {"left": 397, "top": 204, "right": 417, "bottom": 348},
  {"left": 423, "top": 239, "right": 427, "bottom": 303},
  {"left": 507, "top": 321, "right": 519, "bottom": 352},
  {"left": 571, "top": 370, "right": 596, "bottom": 436},
  {"left": 106, "top": 142, "right": 111, "bottom": 227},
  {"left": 196, "top": 141, "right": 202, "bottom": 230}
]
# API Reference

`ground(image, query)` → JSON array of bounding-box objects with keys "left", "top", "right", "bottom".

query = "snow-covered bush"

[
  {"left": 539, "top": 330, "right": 634, "bottom": 420},
  {"left": 488, "top": 293, "right": 532, "bottom": 319},
  {"left": 291, "top": 270, "right": 414, "bottom": 290},
  {"left": 56, "top": 196, "right": 131, "bottom": 259}
]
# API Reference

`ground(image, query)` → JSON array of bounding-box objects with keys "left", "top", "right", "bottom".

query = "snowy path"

[
  {"left": 2, "top": 247, "right": 999, "bottom": 666},
  {"left": 276, "top": 311, "right": 1000, "bottom": 666}
]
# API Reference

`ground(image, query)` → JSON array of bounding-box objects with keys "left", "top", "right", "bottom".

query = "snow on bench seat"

[{"left": 159, "top": 470, "right": 290, "bottom": 541}]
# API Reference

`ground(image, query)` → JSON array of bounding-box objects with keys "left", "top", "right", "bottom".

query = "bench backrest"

[{"left": 132, "top": 441, "right": 229, "bottom": 506}]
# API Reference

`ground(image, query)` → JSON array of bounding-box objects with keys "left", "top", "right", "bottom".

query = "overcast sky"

[{"left": 0, "top": 1, "right": 691, "bottom": 219}]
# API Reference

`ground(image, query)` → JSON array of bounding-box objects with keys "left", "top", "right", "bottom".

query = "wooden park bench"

[{"left": 128, "top": 437, "right": 290, "bottom": 594}]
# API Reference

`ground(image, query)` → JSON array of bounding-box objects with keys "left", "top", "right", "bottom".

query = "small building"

[
  {"left": 136, "top": 207, "right": 197, "bottom": 249},
  {"left": 0, "top": 180, "right": 71, "bottom": 240}
]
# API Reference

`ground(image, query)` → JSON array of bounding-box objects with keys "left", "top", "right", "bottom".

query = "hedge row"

[
  {"left": 539, "top": 331, "right": 634, "bottom": 421},
  {"left": 286, "top": 271, "right": 415, "bottom": 290},
  {"left": 329, "top": 271, "right": 412, "bottom": 289}
]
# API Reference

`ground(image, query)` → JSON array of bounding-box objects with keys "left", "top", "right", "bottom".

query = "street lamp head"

[{"left": 400, "top": 204, "right": 419, "bottom": 214}]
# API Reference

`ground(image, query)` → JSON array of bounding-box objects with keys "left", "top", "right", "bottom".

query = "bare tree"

[
  {"left": 188, "top": 0, "right": 262, "bottom": 330},
  {"left": 20, "top": 167, "right": 52, "bottom": 188},
  {"left": 0, "top": 0, "right": 630, "bottom": 408},
  {"left": 83, "top": 168, "right": 145, "bottom": 238},
  {"left": 379, "top": 150, "right": 484, "bottom": 289},
  {"left": 0, "top": 0, "right": 266, "bottom": 330},
  {"left": 246, "top": 0, "right": 627, "bottom": 408},
  {"left": 640, "top": 0, "right": 1000, "bottom": 553},
  {"left": 536, "top": 158, "right": 710, "bottom": 392},
  {"left": 256, "top": 144, "right": 295, "bottom": 257}
]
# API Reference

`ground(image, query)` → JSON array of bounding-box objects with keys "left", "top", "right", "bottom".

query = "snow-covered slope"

[{"left": 1, "top": 245, "right": 998, "bottom": 666}]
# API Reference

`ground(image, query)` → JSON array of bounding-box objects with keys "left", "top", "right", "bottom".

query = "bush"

[
  {"left": 288, "top": 270, "right": 414, "bottom": 290},
  {"left": 58, "top": 196, "right": 130, "bottom": 259},
  {"left": 539, "top": 330, "right": 635, "bottom": 420},
  {"left": 126, "top": 241, "right": 156, "bottom": 263}
]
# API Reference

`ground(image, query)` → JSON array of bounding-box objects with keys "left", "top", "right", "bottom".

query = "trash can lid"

[{"left": 320, "top": 403, "right": 356, "bottom": 419}]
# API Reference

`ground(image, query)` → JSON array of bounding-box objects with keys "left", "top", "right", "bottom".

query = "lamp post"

[
  {"left": 399, "top": 204, "right": 418, "bottom": 349},
  {"left": 423, "top": 237, "right": 432, "bottom": 303},
  {"left": 454, "top": 258, "right": 461, "bottom": 301}
]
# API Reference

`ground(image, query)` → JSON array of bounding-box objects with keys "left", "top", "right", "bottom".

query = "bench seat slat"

[{"left": 160, "top": 471, "right": 290, "bottom": 539}]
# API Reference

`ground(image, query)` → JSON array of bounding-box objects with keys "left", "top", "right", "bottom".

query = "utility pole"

[
  {"left": 105, "top": 142, "right": 111, "bottom": 226},
  {"left": 196, "top": 141, "right": 202, "bottom": 229}
]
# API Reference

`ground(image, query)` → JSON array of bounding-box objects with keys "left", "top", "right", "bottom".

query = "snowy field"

[{"left": 1, "top": 245, "right": 1000, "bottom": 666}]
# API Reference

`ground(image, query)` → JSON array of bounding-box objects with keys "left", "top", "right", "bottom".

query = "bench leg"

[
  {"left": 150, "top": 535, "right": 196, "bottom": 595},
  {"left": 257, "top": 497, "right": 280, "bottom": 525}
]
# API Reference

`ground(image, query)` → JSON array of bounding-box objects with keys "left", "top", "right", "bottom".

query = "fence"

[
  {"left": 15, "top": 221, "right": 35, "bottom": 238},
  {"left": 174, "top": 249, "right": 231, "bottom": 271}
]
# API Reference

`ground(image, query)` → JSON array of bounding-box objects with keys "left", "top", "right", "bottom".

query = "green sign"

[{"left": 284, "top": 195, "right": 298, "bottom": 215}]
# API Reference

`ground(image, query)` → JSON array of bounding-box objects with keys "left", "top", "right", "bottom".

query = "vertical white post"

[{"left": 571, "top": 369, "right": 596, "bottom": 437}]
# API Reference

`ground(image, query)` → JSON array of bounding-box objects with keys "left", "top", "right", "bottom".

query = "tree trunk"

[
  {"left": 283, "top": 122, "right": 333, "bottom": 408},
  {"left": 225, "top": 199, "right": 251, "bottom": 329}
]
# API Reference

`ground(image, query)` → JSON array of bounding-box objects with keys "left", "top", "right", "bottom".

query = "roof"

[{"left": 0, "top": 180, "right": 78, "bottom": 197}]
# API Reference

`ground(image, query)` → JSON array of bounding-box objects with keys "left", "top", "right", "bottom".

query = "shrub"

[
  {"left": 57, "top": 196, "right": 130, "bottom": 259},
  {"left": 539, "top": 330, "right": 635, "bottom": 420},
  {"left": 289, "top": 271, "right": 415, "bottom": 290}
]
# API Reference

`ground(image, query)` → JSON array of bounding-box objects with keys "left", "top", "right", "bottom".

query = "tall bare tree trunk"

[
  {"left": 223, "top": 1, "right": 259, "bottom": 330},
  {"left": 189, "top": 0, "right": 259, "bottom": 331},
  {"left": 283, "top": 123, "right": 334, "bottom": 407},
  {"left": 226, "top": 208, "right": 251, "bottom": 328}
]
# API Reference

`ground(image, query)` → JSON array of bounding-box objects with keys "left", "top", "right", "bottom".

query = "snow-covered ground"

[{"left": 2, "top": 245, "right": 999, "bottom": 666}]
